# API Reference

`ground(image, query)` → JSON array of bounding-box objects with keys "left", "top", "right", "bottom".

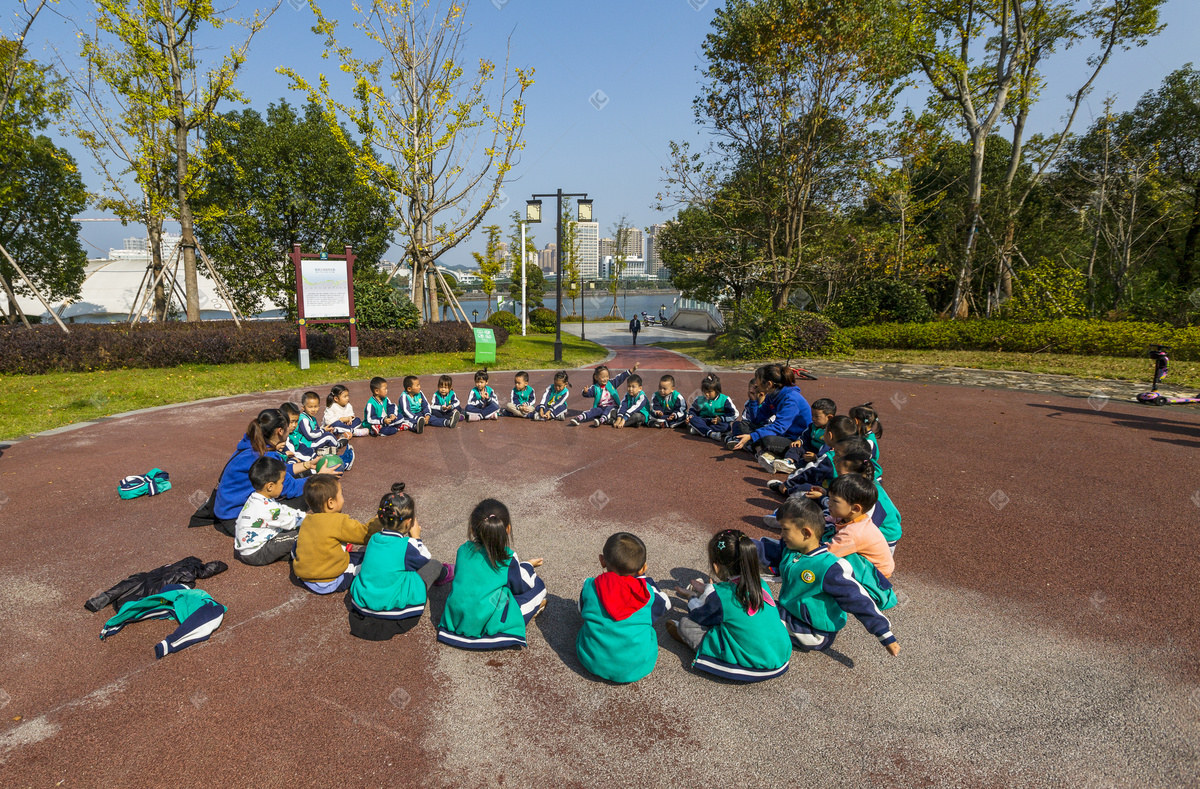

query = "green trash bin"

[{"left": 473, "top": 327, "right": 496, "bottom": 365}]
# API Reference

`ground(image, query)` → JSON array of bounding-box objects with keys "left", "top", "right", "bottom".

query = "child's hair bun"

[{"left": 391, "top": 482, "right": 406, "bottom": 495}]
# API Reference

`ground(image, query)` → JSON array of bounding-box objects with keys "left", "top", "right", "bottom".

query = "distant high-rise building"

[
  {"left": 576, "top": 221, "right": 599, "bottom": 280},
  {"left": 645, "top": 223, "right": 668, "bottom": 279},
  {"left": 539, "top": 243, "right": 556, "bottom": 273},
  {"left": 621, "top": 227, "right": 644, "bottom": 260},
  {"left": 599, "top": 238, "right": 616, "bottom": 258},
  {"left": 495, "top": 241, "right": 511, "bottom": 274}
]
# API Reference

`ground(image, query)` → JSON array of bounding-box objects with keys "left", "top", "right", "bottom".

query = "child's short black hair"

[
  {"left": 370, "top": 376, "right": 388, "bottom": 393},
  {"left": 603, "top": 532, "right": 646, "bottom": 576},
  {"left": 248, "top": 455, "right": 286, "bottom": 491},
  {"left": 553, "top": 370, "right": 570, "bottom": 386},
  {"left": 828, "top": 473, "right": 878, "bottom": 511},
  {"left": 659, "top": 374, "right": 675, "bottom": 387},
  {"left": 403, "top": 375, "right": 419, "bottom": 391},
  {"left": 777, "top": 496, "right": 825, "bottom": 533},
  {"left": 303, "top": 473, "right": 341, "bottom": 512},
  {"left": 811, "top": 398, "right": 837, "bottom": 416},
  {"left": 826, "top": 414, "right": 858, "bottom": 444},
  {"left": 279, "top": 402, "right": 300, "bottom": 420},
  {"left": 627, "top": 374, "right": 642, "bottom": 387},
  {"left": 700, "top": 374, "right": 722, "bottom": 395},
  {"left": 301, "top": 391, "right": 320, "bottom": 407},
  {"left": 515, "top": 371, "right": 529, "bottom": 383},
  {"left": 474, "top": 368, "right": 490, "bottom": 383},
  {"left": 833, "top": 438, "right": 874, "bottom": 476},
  {"left": 438, "top": 374, "right": 454, "bottom": 388}
]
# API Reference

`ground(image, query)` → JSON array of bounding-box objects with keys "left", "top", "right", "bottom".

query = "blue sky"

[{"left": 23, "top": 0, "right": 1200, "bottom": 267}]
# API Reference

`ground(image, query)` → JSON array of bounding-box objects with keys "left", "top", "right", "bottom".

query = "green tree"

[
  {"left": 660, "top": 0, "right": 906, "bottom": 311},
  {"left": 606, "top": 215, "right": 633, "bottom": 317},
  {"left": 194, "top": 100, "right": 396, "bottom": 316},
  {"left": 900, "top": 0, "right": 1165, "bottom": 315},
  {"left": 471, "top": 224, "right": 503, "bottom": 316},
  {"left": 507, "top": 211, "right": 545, "bottom": 313},
  {"left": 560, "top": 207, "right": 581, "bottom": 315},
  {"left": 281, "top": 0, "right": 532, "bottom": 323},
  {"left": 658, "top": 204, "right": 759, "bottom": 310},
  {"left": 0, "top": 134, "right": 88, "bottom": 321},
  {"left": 84, "top": 0, "right": 277, "bottom": 322},
  {"left": 0, "top": 33, "right": 86, "bottom": 322}
]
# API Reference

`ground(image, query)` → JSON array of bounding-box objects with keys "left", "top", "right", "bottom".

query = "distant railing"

[{"left": 670, "top": 295, "right": 725, "bottom": 329}]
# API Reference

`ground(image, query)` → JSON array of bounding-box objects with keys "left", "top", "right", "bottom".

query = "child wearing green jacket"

[
  {"left": 437, "top": 499, "right": 547, "bottom": 650},
  {"left": 576, "top": 532, "right": 671, "bottom": 683}
]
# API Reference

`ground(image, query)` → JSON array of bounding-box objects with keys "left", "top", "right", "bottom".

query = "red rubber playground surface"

[{"left": 0, "top": 344, "right": 1198, "bottom": 788}]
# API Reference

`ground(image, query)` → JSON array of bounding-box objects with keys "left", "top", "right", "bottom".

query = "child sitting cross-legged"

[
  {"left": 571, "top": 363, "right": 640, "bottom": 427},
  {"left": 347, "top": 483, "right": 454, "bottom": 640},
  {"left": 323, "top": 384, "right": 369, "bottom": 438},
  {"left": 575, "top": 532, "right": 672, "bottom": 683},
  {"left": 504, "top": 371, "right": 538, "bottom": 419},
  {"left": 776, "top": 398, "right": 837, "bottom": 475},
  {"left": 233, "top": 455, "right": 306, "bottom": 566},
  {"left": 756, "top": 497, "right": 900, "bottom": 655},
  {"left": 686, "top": 374, "right": 740, "bottom": 442},
  {"left": 647, "top": 374, "right": 686, "bottom": 429},
  {"left": 465, "top": 369, "right": 501, "bottom": 421},
  {"left": 724, "top": 380, "right": 769, "bottom": 453},
  {"left": 364, "top": 377, "right": 401, "bottom": 436},
  {"left": 535, "top": 371, "right": 571, "bottom": 421},
  {"left": 399, "top": 375, "right": 459, "bottom": 432},
  {"left": 612, "top": 374, "right": 651, "bottom": 429},
  {"left": 431, "top": 375, "right": 462, "bottom": 424},
  {"left": 666, "top": 529, "right": 792, "bottom": 683},
  {"left": 437, "top": 499, "right": 547, "bottom": 650},
  {"left": 292, "top": 474, "right": 383, "bottom": 594}
]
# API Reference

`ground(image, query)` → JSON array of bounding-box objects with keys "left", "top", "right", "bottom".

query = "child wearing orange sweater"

[
  {"left": 821, "top": 473, "right": 894, "bottom": 578},
  {"left": 293, "top": 474, "right": 383, "bottom": 594}
]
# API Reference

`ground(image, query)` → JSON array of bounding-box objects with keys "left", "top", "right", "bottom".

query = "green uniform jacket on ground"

[
  {"left": 576, "top": 577, "right": 661, "bottom": 683},
  {"left": 695, "top": 581, "right": 792, "bottom": 675}
]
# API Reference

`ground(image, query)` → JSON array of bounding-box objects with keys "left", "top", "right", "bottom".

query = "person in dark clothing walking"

[{"left": 629, "top": 315, "right": 641, "bottom": 345}]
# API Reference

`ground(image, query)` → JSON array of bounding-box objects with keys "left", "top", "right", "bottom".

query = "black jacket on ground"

[{"left": 85, "top": 556, "right": 229, "bottom": 612}]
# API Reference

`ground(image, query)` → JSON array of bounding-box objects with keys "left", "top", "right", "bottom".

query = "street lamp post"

[
  {"left": 527, "top": 192, "right": 591, "bottom": 362},
  {"left": 472, "top": 309, "right": 478, "bottom": 323}
]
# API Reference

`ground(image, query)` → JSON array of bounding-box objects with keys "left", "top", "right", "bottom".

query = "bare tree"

[{"left": 282, "top": 0, "right": 532, "bottom": 323}]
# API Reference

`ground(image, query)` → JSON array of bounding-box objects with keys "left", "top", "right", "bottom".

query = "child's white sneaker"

[
  {"left": 763, "top": 509, "right": 780, "bottom": 530},
  {"left": 757, "top": 452, "right": 777, "bottom": 473},
  {"left": 447, "top": 410, "right": 460, "bottom": 428},
  {"left": 767, "top": 479, "right": 787, "bottom": 496},
  {"left": 773, "top": 458, "right": 796, "bottom": 474},
  {"left": 352, "top": 427, "right": 370, "bottom": 437},
  {"left": 590, "top": 418, "right": 602, "bottom": 428},
  {"left": 413, "top": 416, "right": 426, "bottom": 434},
  {"left": 568, "top": 417, "right": 580, "bottom": 426},
  {"left": 689, "top": 426, "right": 700, "bottom": 436},
  {"left": 487, "top": 412, "right": 499, "bottom": 420},
  {"left": 468, "top": 413, "right": 481, "bottom": 422}
]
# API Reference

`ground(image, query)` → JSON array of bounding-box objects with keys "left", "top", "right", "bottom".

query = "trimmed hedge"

[
  {"left": 0, "top": 320, "right": 509, "bottom": 375},
  {"left": 825, "top": 280, "right": 934, "bottom": 327},
  {"left": 485, "top": 310, "right": 521, "bottom": 333},
  {"left": 839, "top": 319, "right": 1200, "bottom": 361},
  {"left": 529, "top": 307, "right": 557, "bottom": 333},
  {"left": 713, "top": 308, "right": 850, "bottom": 359}
]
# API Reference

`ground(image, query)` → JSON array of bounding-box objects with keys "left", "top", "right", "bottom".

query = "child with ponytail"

[
  {"left": 848, "top": 403, "right": 883, "bottom": 479},
  {"left": 348, "top": 483, "right": 455, "bottom": 640},
  {"left": 666, "top": 529, "right": 792, "bottom": 683},
  {"left": 323, "top": 384, "right": 369, "bottom": 437},
  {"left": 437, "top": 499, "right": 548, "bottom": 650}
]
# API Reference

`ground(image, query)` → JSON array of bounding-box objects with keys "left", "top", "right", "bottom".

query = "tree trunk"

[
  {"left": 166, "top": 23, "right": 200, "bottom": 322},
  {"left": 998, "top": 219, "right": 1016, "bottom": 304},
  {"left": 1179, "top": 184, "right": 1200, "bottom": 289},
  {"left": 428, "top": 265, "right": 439, "bottom": 323},
  {"left": 147, "top": 220, "right": 167, "bottom": 320},
  {"left": 951, "top": 135, "right": 987, "bottom": 319}
]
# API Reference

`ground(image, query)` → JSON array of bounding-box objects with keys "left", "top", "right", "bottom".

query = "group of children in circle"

[{"left": 228, "top": 362, "right": 901, "bottom": 684}]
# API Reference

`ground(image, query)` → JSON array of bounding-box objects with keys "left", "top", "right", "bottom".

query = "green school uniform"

[
  {"left": 693, "top": 581, "right": 792, "bottom": 680},
  {"left": 694, "top": 393, "right": 732, "bottom": 419},
  {"left": 576, "top": 576, "right": 661, "bottom": 683}
]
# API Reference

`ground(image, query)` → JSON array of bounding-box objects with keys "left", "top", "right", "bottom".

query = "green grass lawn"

[
  {"left": 1, "top": 333, "right": 608, "bottom": 441},
  {"left": 652, "top": 341, "right": 1200, "bottom": 390}
]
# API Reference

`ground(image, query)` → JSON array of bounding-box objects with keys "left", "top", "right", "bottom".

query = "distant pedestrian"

[{"left": 629, "top": 315, "right": 641, "bottom": 345}]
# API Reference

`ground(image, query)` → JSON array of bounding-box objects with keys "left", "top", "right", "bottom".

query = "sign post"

[{"left": 291, "top": 244, "right": 359, "bottom": 370}]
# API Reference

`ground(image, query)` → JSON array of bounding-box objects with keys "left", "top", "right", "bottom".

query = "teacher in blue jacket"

[
  {"left": 730, "top": 364, "right": 812, "bottom": 471},
  {"left": 212, "top": 409, "right": 318, "bottom": 536}
]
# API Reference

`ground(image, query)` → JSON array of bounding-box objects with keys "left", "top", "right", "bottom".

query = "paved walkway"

[{"left": 1, "top": 334, "right": 1198, "bottom": 787}]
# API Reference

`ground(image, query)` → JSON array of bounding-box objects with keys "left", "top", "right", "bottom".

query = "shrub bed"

[
  {"left": 0, "top": 320, "right": 509, "bottom": 375},
  {"left": 713, "top": 308, "right": 850, "bottom": 359},
  {"left": 839, "top": 319, "right": 1200, "bottom": 361}
]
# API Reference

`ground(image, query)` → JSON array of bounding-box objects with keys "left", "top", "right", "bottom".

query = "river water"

[{"left": 450, "top": 291, "right": 682, "bottom": 321}]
